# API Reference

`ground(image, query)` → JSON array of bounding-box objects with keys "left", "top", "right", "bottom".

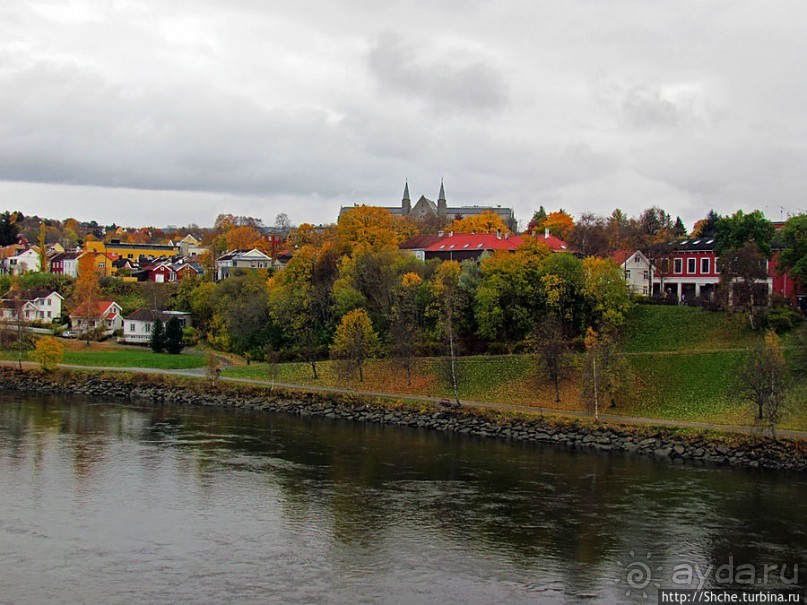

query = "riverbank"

[{"left": 1, "top": 367, "right": 805, "bottom": 473}]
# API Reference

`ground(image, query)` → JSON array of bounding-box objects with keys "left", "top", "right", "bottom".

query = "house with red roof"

[
  {"left": 400, "top": 228, "right": 571, "bottom": 262},
  {"left": 70, "top": 301, "right": 123, "bottom": 336}
]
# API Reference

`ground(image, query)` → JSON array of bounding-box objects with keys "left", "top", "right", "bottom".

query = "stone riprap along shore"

[{"left": 1, "top": 367, "right": 804, "bottom": 473}]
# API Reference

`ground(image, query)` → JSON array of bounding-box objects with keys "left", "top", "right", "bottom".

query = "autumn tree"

[
  {"left": 336, "top": 206, "right": 399, "bottom": 255},
  {"left": 740, "top": 331, "right": 790, "bottom": 438},
  {"left": 389, "top": 272, "right": 422, "bottom": 384},
  {"left": 225, "top": 225, "right": 263, "bottom": 251},
  {"left": 32, "top": 336, "right": 64, "bottom": 371},
  {"left": 74, "top": 253, "right": 101, "bottom": 344},
  {"left": 542, "top": 211, "right": 574, "bottom": 241},
  {"left": 449, "top": 211, "right": 510, "bottom": 234},
  {"left": 429, "top": 261, "right": 464, "bottom": 399},
  {"left": 209, "top": 271, "right": 275, "bottom": 358},
  {"left": 581, "top": 256, "right": 633, "bottom": 333},
  {"left": 330, "top": 308, "right": 380, "bottom": 382}
]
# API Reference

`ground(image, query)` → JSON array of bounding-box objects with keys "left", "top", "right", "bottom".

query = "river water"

[{"left": 0, "top": 392, "right": 804, "bottom": 604}]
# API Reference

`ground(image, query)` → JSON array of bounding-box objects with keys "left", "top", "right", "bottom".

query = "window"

[
  {"left": 674, "top": 258, "right": 682, "bottom": 274},
  {"left": 642, "top": 286, "right": 648, "bottom": 296},
  {"left": 701, "top": 258, "right": 710, "bottom": 274},
  {"left": 47, "top": 311, "right": 51, "bottom": 318},
  {"left": 625, "top": 269, "right": 631, "bottom": 279},
  {"left": 643, "top": 270, "right": 649, "bottom": 280},
  {"left": 129, "top": 323, "right": 135, "bottom": 332},
  {"left": 47, "top": 299, "right": 51, "bottom": 306},
  {"left": 146, "top": 323, "right": 152, "bottom": 332},
  {"left": 715, "top": 257, "right": 721, "bottom": 273},
  {"left": 687, "top": 258, "right": 696, "bottom": 273},
  {"left": 634, "top": 255, "right": 641, "bottom": 263}
]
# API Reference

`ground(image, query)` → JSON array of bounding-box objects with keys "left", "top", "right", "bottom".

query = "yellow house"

[
  {"left": 77, "top": 250, "right": 114, "bottom": 277},
  {"left": 85, "top": 240, "right": 180, "bottom": 262}
]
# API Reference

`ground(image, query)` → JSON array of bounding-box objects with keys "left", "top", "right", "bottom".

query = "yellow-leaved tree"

[
  {"left": 32, "top": 336, "right": 64, "bottom": 371},
  {"left": 448, "top": 211, "right": 510, "bottom": 234},
  {"left": 330, "top": 308, "right": 380, "bottom": 383}
]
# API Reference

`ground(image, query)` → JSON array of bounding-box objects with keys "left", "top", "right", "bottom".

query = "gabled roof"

[
  {"left": 71, "top": 301, "right": 120, "bottom": 317},
  {"left": 424, "top": 233, "right": 524, "bottom": 253},
  {"left": 125, "top": 308, "right": 169, "bottom": 322},
  {"left": 1, "top": 289, "right": 63, "bottom": 302},
  {"left": 217, "top": 248, "right": 272, "bottom": 261}
]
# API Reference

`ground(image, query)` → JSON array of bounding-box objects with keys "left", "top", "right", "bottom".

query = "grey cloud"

[{"left": 367, "top": 35, "right": 508, "bottom": 114}]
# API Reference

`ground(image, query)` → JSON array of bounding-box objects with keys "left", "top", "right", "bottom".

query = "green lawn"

[
  {"left": 0, "top": 348, "right": 205, "bottom": 370},
  {"left": 623, "top": 305, "right": 761, "bottom": 352}
]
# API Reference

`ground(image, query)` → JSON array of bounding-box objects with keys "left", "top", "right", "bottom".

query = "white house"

[
  {"left": 611, "top": 250, "right": 654, "bottom": 296},
  {"left": 70, "top": 301, "right": 123, "bottom": 335},
  {"left": 1, "top": 248, "right": 41, "bottom": 275},
  {"left": 122, "top": 309, "right": 192, "bottom": 344},
  {"left": 215, "top": 248, "right": 272, "bottom": 280},
  {"left": 0, "top": 289, "right": 64, "bottom": 323}
]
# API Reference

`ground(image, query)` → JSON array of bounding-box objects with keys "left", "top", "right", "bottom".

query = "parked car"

[{"left": 60, "top": 330, "right": 77, "bottom": 339}]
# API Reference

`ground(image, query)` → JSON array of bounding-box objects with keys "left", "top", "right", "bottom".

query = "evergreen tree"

[
  {"left": 150, "top": 318, "right": 165, "bottom": 353},
  {"left": 165, "top": 317, "right": 184, "bottom": 354},
  {"left": 673, "top": 216, "right": 687, "bottom": 236}
]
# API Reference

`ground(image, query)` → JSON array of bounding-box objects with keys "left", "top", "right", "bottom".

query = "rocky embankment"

[{"left": 1, "top": 367, "right": 805, "bottom": 473}]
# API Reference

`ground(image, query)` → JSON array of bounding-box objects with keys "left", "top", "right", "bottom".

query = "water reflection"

[{"left": 0, "top": 392, "right": 804, "bottom": 604}]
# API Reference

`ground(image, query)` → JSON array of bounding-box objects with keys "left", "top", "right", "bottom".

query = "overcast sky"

[{"left": 2, "top": 0, "right": 806, "bottom": 230}]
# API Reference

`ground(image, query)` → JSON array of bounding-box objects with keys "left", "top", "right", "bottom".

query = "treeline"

[{"left": 169, "top": 207, "right": 632, "bottom": 375}]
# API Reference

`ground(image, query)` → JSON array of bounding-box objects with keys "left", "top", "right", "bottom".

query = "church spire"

[
  {"left": 437, "top": 179, "right": 447, "bottom": 216},
  {"left": 402, "top": 179, "right": 411, "bottom": 215}
]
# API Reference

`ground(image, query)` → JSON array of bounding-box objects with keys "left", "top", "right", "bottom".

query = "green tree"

[
  {"left": 330, "top": 308, "right": 380, "bottom": 382},
  {"left": 208, "top": 271, "right": 275, "bottom": 358},
  {"left": 776, "top": 213, "right": 807, "bottom": 288},
  {"left": 581, "top": 256, "right": 633, "bottom": 333},
  {"left": 0, "top": 211, "right": 22, "bottom": 246},
  {"left": 165, "top": 317, "right": 184, "bottom": 354},
  {"left": 740, "top": 331, "right": 790, "bottom": 438},
  {"left": 150, "top": 318, "right": 166, "bottom": 353},
  {"left": 715, "top": 210, "right": 775, "bottom": 257}
]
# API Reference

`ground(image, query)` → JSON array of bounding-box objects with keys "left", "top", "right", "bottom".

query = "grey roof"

[
  {"left": 402, "top": 180, "right": 410, "bottom": 202},
  {"left": 125, "top": 308, "right": 170, "bottom": 322}
]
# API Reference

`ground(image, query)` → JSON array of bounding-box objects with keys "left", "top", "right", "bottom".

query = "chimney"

[
  {"left": 438, "top": 230, "right": 444, "bottom": 237},
  {"left": 449, "top": 231, "right": 453, "bottom": 237},
  {"left": 531, "top": 230, "right": 537, "bottom": 237},
  {"left": 504, "top": 233, "right": 509, "bottom": 239},
  {"left": 496, "top": 230, "right": 501, "bottom": 240},
  {"left": 544, "top": 227, "right": 550, "bottom": 239}
]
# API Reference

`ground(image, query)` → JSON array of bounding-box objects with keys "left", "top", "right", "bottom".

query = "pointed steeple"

[
  {"left": 402, "top": 179, "right": 411, "bottom": 215},
  {"left": 437, "top": 179, "right": 447, "bottom": 216}
]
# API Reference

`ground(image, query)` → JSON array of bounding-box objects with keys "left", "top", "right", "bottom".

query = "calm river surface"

[{"left": 0, "top": 392, "right": 805, "bottom": 604}]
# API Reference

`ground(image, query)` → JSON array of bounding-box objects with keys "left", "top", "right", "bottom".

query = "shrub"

[{"left": 32, "top": 336, "right": 64, "bottom": 371}]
